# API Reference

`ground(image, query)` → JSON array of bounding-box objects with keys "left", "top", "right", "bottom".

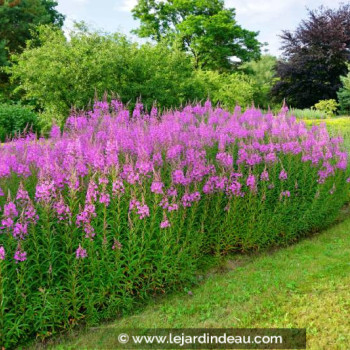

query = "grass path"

[{"left": 42, "top": 214, "right": 350, "bottom": 350}]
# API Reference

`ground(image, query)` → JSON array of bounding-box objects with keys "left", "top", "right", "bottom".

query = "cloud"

[
  {"left": 57, "top": 0, "right": 90, "bottom": 20},
  {"left": 116, "top": 0, "right": 137, "bottom": 12}
]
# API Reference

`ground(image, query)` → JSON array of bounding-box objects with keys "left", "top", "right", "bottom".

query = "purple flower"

[
  {"left": 35, "top": 180, "right": 56, "bottom": 203},
  {"left": 83, "top": 223, "right": 95, "bottom": 239},
  {"left": 0, "top": 246, "right": 5, "bottom": 260},
  {"left": 4, "top": 202, "right": 18, "bottom": 218},
  {"left": 204, "top": 99, "right": 212, "bottom": 111},
  {"left": 151, "top": 181, "right": 164, "bottom": 194},
  {"left": 99, "top": 192, "right": 110, "bottom": 206},
  {"left": 76, "top": 203, "right": 96, "bottom": 238},
  {"left": 76, "top": 244, "right": 88, "bottom": 259},
  {"left": 14, "top": 248, "right": 27, "bottom": 263},
  {"left": 50, "top": 125, "right": 61, "bottom": 139},
  {"left": 167, "top": 145, "right": 183, "bottom": 160},
  {"left": 129, "top": 199, "right": 140, "bottom": 211},
  {"left": 16, "top": 183, "right": 30, "bottom": 203},
  {"left": 279, "top": 170, "right": 288, "bottom": 181},
  {"left": 167, "top": 187, "right": 177, "bottom": 197},
  {"left": 246, "top": 174, "right": 256, "bottom": 192},
  {"left": 86, "top": 179, "right": 99, "bottom": 203},
  {"left": 13, "top": 222, "right": 28, "bottom": 239},
  {"left": 125, "top": 171, "right": 139, "bottom": 185},
  {"left": 1, "top": 217, "right": 14, "bottom": 229},
  {"left": 54, "top": 198, "right": 71, "bottom": 221},
  {"left": 160, "top": 219, "right": 171, "bottom": 229},
  {"left": 112, "top": 179, "right": 125, "bottom": 196},
  {"left": 129, "top": 199, "right": 150, "bottom": 219},
  {"left": 0, "top": 99, "right": 348, "bottom": 258},
  {"left": 150, "top": 106, "right": 158, "bottom": 117},
  {"left": 226, "top": 180, "right": 243, "bottom": 197},
  {"left": 24, "top": 204, "right": 39, "bottom": 224},
  {"left": 260, "top": 170, "right": 269, "bottom": 182},
  {"left": 265, "top": 153, "right": 277, "bottom": 163},
  {"left": 98, "top": 176, "right": 109, "bottom": 185},
  {"left": 181, "top": 192, "right": 201, "bottom": 207},
  {"left": 172, "top": 169, "right": 188, "bottom": 186},
  {"left": 132, "top": 101, "right": 143, "bottom": 119},
  {"left": 137, "top": 204, "right": 150, "bottom": 220},
  {"left": 216, "top": 152, "right": 233, "bottom": 167},
  {"left": 280, "top": 191, "right": 291, "bottom": 198},
  {"left": 167, "top": 203, "right": 179, "bottom": 212}
]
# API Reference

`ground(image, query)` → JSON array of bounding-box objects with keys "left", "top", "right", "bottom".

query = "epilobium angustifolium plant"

[{"left": 0, "top": 100, "right": 349, "bottom": 347}]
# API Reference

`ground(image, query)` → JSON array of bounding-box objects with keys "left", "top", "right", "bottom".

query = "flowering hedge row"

[{"left": 0, "top": 101, "right": 348, "bottom": 347}]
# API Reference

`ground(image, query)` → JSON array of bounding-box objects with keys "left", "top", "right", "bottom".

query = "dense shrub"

[
  {"left": 0, "top": 101, "right": 348, "bottom": 347},
  {"left": 0, "top": 103, "right": 39, "bottom": 142},
  {"left": 9, "top": 26, "right": 201, "bottom": 128},
  {"left": 314, "top": 99, "right": 339, "bottom": 118},
  {"left": 194, "top": 70, "right": 254, "bottom": 109}
]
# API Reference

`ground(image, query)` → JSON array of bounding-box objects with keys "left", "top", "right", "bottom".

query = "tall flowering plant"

[{"left": 0, "top": 100, "right": 349, "bottom": 347}]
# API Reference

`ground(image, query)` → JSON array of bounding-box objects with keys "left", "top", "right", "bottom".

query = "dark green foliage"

[
  {"left": 0, "top": 0, "right": 64, "bottom": 97},
  {"left": 272, "top": 4, "right": 350, "bottom": 108},
  {"left": 0, "top": 103, "right": 40, "bottom": 141},
  {"left": 0, "top": 0, "right": 64, "bottom": 55}
]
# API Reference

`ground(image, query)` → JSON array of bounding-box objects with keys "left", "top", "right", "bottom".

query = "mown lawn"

[{"left": 33, "top": 117, "right": 350, "bottom": 350}]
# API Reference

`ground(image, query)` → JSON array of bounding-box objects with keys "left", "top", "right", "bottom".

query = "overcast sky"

[{"left": 56, "top": 0, "right": 346, "bottom": 56}]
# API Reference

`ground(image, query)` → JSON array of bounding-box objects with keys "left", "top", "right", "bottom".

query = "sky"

[{"left": 56, "top": 0, "right": 346, "bottom": 57}]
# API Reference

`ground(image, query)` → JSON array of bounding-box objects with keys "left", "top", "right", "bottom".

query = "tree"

[
  {"left": 0, "top": 0, "right": 64, "bottom": 95},
  {"left": 194, "top": 70, "right": 254, "bottom": 109},
  {"left": 337, "top": 64, "right": 350, "bottom": 114},
  {"left": 240, "top": 55, "right": 278, "bottom": 108},
  {"left": 272, "top": 5, "right": 350, "bottom": 108},
  {"left": 132, "top": 0, "right": 261, "bottom": 71},
  {"left": 9, "top": 25, "right": 202, "bottom": 127}
]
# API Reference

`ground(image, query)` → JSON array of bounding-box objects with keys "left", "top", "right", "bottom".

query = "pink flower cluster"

[
  {"left": 0, "top": 182, "right": 38, "bottom": 262},
  {"left": 0, "top": 100, "right": 348, "bottom": 261}
]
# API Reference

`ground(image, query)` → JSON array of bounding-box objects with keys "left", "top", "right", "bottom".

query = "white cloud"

[{"left": 116, "top": 0, "right": 137, "bottom": 12}]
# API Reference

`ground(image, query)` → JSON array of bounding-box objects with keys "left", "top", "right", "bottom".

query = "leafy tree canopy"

[
  {"left": 0, "top": 0, "right": 64, "bottom": 93},
  {"left": 132, "top": 0, "right": 261, "bottom": 71},
  {"left": 0, "top": 0, "right": 64, "bottom": 56},
  {"left": 9, "top": 25, "right": 202, "bottom": 127},
  {"left": 273, "top": 4, "right": 350, "bottom": 108},
  {"left": 240, "top": 55, "right": 278, "bottom": 108}
]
